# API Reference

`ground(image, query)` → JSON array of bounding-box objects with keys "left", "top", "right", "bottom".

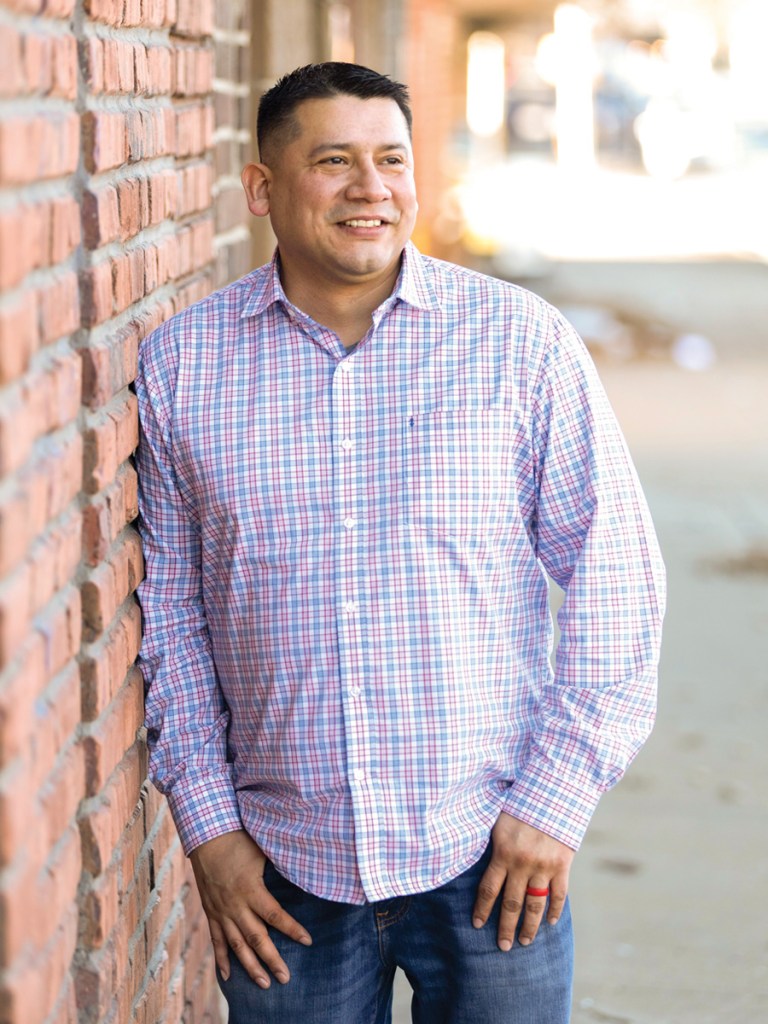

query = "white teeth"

[{"left": 343, "top": 219, "right": 382, "bottom": 227}]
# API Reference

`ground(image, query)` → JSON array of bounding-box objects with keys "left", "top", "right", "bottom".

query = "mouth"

[{"left": 339, "top": 218, "right": 388, "bottom": 228}]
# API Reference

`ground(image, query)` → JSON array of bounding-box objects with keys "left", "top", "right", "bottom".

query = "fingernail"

[
  {"left": 256, "top": 977, "right": 270, "bottom": 989},
  {"left": 548, "top": 916, "right": 559, "bottom": 926},
  {"left": 472, "top": 917, "right": 484, "bottom": 929},
  {"left": 275, "top": 970, "right": 289, "bottom": 984},
  {"left": 519, "top": 937, "right": 532, "bottom": 947},
  {"left": 299, "top": 933, "right": 313, "bottom": 946},
  {"left": 499, "top": 939, "right": 512, "bottom": 952}
]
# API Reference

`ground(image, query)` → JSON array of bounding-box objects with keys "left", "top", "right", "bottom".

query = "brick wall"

[{"left": 0, "top": 0, "right": 253, "bottom": 1020}]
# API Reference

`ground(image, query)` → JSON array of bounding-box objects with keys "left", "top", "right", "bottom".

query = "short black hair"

[{"left": 257, "top": 62, "right": 413, "bottom": 159}]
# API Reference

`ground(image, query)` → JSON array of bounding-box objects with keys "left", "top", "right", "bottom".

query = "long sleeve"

[
  {"left": 502, "top": 312, "right": 666, "bottom": 847},
  {"left": 135, "top": 324, "right": 243, "bottom": 854}
]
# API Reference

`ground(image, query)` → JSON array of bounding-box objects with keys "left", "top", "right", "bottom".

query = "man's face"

[{"left": 258, "top": 94, "right": 418, "bottom": 295}]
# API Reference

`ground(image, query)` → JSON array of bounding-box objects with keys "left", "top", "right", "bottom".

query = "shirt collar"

[{"left": 240, "top": 241, "right": 441, "bottom": 321}]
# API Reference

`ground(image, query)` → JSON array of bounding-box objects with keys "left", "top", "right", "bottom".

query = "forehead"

[{"left": 290, "top": 95, "right": 412, "bottom": 149}]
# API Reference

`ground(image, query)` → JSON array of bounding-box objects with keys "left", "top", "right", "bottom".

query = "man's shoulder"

[
  {"left": 416, "top": 250, "right": 557, "bottom": 318},
  {"left": 151, "top": 265, "right": 269, "bottom": 342}
]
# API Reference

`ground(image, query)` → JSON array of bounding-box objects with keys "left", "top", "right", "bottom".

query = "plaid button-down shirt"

[{"left": 136, "top": 243, "right": 665, "bottom": 904}]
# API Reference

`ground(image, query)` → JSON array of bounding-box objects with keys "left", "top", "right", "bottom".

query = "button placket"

[{"left": 331, "top": 358, "right": 371, "bottom": 791}]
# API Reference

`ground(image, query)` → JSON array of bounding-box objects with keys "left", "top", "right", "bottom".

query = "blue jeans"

[{"left": 218, "top": 844, "right": 574, "bottom": 1023}]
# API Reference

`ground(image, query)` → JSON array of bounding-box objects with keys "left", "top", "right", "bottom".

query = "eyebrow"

[{"left": 307, "top": 142, "right": 410, "bottom": 159}]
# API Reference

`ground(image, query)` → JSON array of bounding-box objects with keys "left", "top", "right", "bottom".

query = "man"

[{"left": 136, "top": 62, "right": 665, "bottom": 1023}]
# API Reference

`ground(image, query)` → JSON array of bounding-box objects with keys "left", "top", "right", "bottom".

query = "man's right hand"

[{"left": 189, "top": 830, "right": 312, "bottom": 987}]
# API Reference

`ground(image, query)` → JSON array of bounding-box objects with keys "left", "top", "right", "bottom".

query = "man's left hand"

[{"left": 472, "top": 811, "right": 574, "bottom": 950}]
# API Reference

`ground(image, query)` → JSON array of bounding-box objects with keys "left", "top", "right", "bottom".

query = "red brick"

[
  {"left": 75, "top": 927, "right": 127, "bottom": 1023},
  {"left": 0, "top": 202, "right": 47, "bottom": 289},
  {"left": 113, "top": 248, "right": 147, "bottom": 314},
  {"left": 83, "top": 391, "right": 138, "bottom": 493},
  {"left": 21, "top": 31, "right": 53, "bottom": 95},
  {"left": 51, "top": 34, "right": 78, "bottom": 99},
  {"left": 150, "top": 168, "right": 178, "bottom": 222},
  {"left": 38, "top": 270, "right": 81, "bottom": 344},
  {"left": 0, "top": 112, "right": 79, "bottom": 185},
  {"left": 27, "top": 507, "right": 81, "bottom": 616},
  {"left": 126, "top": 107, "right": 173, "bottom": 162},
  {"left": 0, "top": 822, "right": 80, "bottom": 964},
  {"left": 0, "top": 294, "right": 38, "bottom": 383},
  {"left": 0, "top": 26, "right": 23, "bottom": 97},
  {"left": 49, "top": 195, "right": 81, "bottom": 263},
  {"left": 82, "top": 463, "right": 138, "bottom": 565},
  {"left": 83, "top": 0, "right": 122, "bottom": 27},
  {"left": 81, "top": 668, "right": 144, "bottom": 796},
  {"left": 82, "top": 36, "right": 103, "bottom": 92},
  {"left": 0, "top": 487, "right": 32, "bottom": 577},
  {"left": 0, "top": 630, "right": 44, "bottom": 770},
  {"left": 0, "top": 909, "right": 79, "bottom": 1024},
  {"left": 174, "top": 46, "right": 214, "bottom": 97},
  {"left": 145, "top": 44, "right": 173, "bottom": 95},
  {"left": 23, "top": 348, "right": 81, "bottom": 444},
  {"left": 174, "top": 0, "right": 213, "bottom": 37},
  {"left": 0, "top": 386, "right": 36, "bottom": 476},
  {"left": 82, "top": 110, "right": 128, "bottom": 174},
  {"left": 81, "top": 597, "right": 141, "bottom": 721},
  {"left": 82, "top": 184, "right": 121, "bottom": 249},
  {"left": 175, "top": 103, "right": 213, "bottom": 158},
  {"left": 33, "top": 583, "right": 81, "bottom": 682},
  {"left": 0, "top": 759, "right": 31, "bottom": 871},
  {"left": 82, "top": 529, "right": 143, "bottom": 641},
  {"left": 122, "top": 0, "right": 141, "bottom": 27},
  {"left": 80, "top": 857, "right": 121, "bottom": 949},
  {"left": 80, "top": 260, "right": 114, "bottom": 327},
  {"left": 43, "top": 0, "right": 76, "bottom": 15},
  {"left": 80, "top": 323, "right": 139, "bottom": 409},
  {"left": 79, "top": 744, "right": 143, "bottom": 875},
  {"left": 0, "top": 561, "right": 31, "bottom": 669},
  {"left": 36, "top": 731, "right": 85, "bottom": 854},
  {"left": 177, "top": 162, "right": 211, "bottom": 217}
]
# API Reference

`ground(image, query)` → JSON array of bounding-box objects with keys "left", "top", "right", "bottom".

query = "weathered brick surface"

[{"left": 0, "top": 0, "right": 255, "bottom": 1019}]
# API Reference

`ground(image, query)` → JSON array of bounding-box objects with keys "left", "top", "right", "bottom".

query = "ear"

[{"left": 241, "top": 163, "right": 272, "bottom": 217}]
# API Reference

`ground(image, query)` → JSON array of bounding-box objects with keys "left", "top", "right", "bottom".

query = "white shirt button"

[
  {"left": 344, "top": 517, "right": 357, "bottom": 530},
  {"left": 353, "top": 768, "right": 366, "bottom": 782},
  {"left": 344, "top": 601, "right": 357, "bottom": 614},
  {"left": 341, "top": 438, "right": 353, "bottom": 451},
  {"left": 349, "top": 686, "right": 362, "bottom": 698}
]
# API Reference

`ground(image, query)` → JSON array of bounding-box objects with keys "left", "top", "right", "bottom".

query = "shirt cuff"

[
  {"left": 502, "top": 766, "right": 603, "bottom": 851},
  {"left": 165, "top": 768, "right": 244, "bottom": 855}
]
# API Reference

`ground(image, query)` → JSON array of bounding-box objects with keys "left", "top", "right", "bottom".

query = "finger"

[
  {"left": 252, "top": 884, "right": 313, "bottom": 947},
  {"left": 496, "top": 880, "right": 525, "bottom": 952},
  {"left": 518, "top": 881, "right": 549, "bottom": 946},
  {"left": 209, "top": 919, "right": 231, "bottom": 981},
  {"left": 222, "top": 919, "right": 277, "bottom": 989},
  {"left": 547, "top": 877, "right": 568, "bottom": 926},
  {"left": 472, "top": 861, "right": 506, "bottom": 929}
]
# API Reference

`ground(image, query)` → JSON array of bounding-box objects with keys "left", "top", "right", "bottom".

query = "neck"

[{"left": 279, "top": 261, "right": 400, "bottom": 348}]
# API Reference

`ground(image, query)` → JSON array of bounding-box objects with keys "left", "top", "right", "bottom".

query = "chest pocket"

[{"left": 404, "top": 409, "right": 528, "bottom": 539}]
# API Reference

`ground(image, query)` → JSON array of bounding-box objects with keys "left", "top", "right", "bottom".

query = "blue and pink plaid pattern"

[{"left": 136, "top": 244, "right": 665, "bottom": 904}]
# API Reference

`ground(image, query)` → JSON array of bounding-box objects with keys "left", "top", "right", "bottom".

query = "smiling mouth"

[{"left": 341, "top": 219, "right": 385, "bottom": 228}]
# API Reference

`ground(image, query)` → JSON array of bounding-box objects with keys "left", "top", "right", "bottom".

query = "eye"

[{"left": 321, "top": 156, "right": 347, "bottom": 166}]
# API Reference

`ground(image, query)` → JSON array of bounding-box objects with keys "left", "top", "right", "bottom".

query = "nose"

[{"left": 345, "top": 159, "right": 391, "bottom": 202}]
